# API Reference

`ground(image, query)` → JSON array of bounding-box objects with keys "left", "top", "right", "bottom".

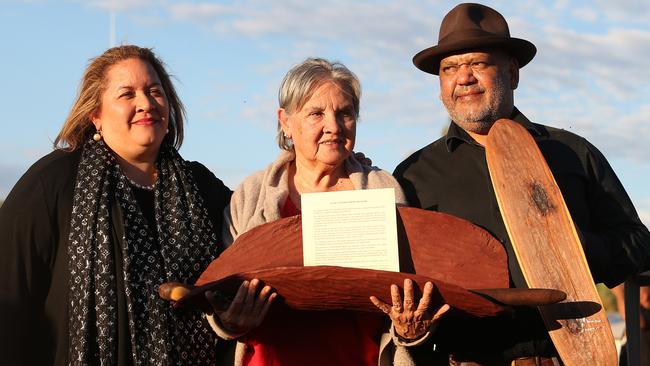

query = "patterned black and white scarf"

[{"left": 68, "top": 139, "right": 221, "bottom": 365}]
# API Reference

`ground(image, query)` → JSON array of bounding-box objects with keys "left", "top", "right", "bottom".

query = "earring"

[
  {"left": 166, "top": 128, "right": 170, "bottom": 134},
  {"left": 93, "top": 130, "right": 102, "bottom": 142}
]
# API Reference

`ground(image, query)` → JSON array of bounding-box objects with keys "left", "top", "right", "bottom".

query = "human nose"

[
  {"left": 455, "top": 64, "right": 477, "bottom": 85},
  {"left": 136, "top": 92, "right": 155, "bottom": 112},
  {"left": 323, "top": 112, "right": 342, "bottom": 133}
]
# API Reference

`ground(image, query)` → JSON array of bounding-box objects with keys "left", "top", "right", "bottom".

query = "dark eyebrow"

[{"left": 338, "top": 104, "right": 354, "bottom": 113}]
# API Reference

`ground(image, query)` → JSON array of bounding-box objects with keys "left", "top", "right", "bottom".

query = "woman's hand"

[
  {"left": 370, "top": 279, "right": 450, "bottom": 340},
  {"left": 206, "top": 278, "right": 276, "bottom": 335}
]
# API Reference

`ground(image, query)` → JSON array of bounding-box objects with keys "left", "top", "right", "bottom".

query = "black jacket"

[{"left": 0, "top": 149, "right": 232, "bottom": 365}]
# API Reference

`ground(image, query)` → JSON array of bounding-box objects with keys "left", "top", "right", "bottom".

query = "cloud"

[
  {"left": 126, "top": 1, "right": 650, "bottom": 163},
  {"left": 596, "top": 0, "right": 650, "bottom": 24},
  {"left": 81, "top": 0, "right": 157, "bottom": 12},
  {"left": 169, "top": 3, "right": 228, "bottom": 24},
  {"left": 571, "top": 7, "right": 599, "bottom": 23}
]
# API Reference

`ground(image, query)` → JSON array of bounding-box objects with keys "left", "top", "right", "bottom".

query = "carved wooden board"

[
  {"left": 485, "top": 119, "right": 617, "bottom": 365},
  {"left": 166, "top": 204, "right": 565, "bottom": 317},
  {"left": 185, "top": 266, "right": 509, "bottom": 316},
  {"left": 177, "top": 208, "right": 514, "bottom": 315},
  {"left": 195, "top": 208, "right": 509, "bottom": 290}
]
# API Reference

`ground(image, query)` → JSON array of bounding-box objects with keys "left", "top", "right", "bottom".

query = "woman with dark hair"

[{"left": 0, "top": 45, "right": 232, "bottom": 365}]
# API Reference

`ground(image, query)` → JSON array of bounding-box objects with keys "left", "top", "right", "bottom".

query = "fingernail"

[{"left": 242, "top": 281, "right": 249, "bottom": 287}]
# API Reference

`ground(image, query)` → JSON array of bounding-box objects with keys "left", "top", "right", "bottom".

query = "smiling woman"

[
  {"left": 90, "top": 58, "right": 170, "bottom": 185},
  {"left": 0, "top": 45, "right": 232, "bottom": 365}
]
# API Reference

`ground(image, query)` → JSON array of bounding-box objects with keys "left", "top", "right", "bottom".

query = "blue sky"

[{"left": 1, "top": 0, "right": 648, "bottom": 225}]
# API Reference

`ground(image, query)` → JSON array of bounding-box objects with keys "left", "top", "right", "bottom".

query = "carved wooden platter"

[{"left": 165, "top": 207, "right": 564, "bottom": 316}]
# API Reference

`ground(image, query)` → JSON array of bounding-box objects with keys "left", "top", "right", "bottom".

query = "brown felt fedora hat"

[{"left": 413, "top": 3, "right": 536, "bottom": 75}]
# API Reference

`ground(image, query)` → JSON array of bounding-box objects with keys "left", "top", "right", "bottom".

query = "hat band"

[{"left": 439, "top": 28, "right": 510, "bottom": 46}]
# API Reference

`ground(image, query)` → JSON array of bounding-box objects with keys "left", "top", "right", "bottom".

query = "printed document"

[{"left": 301, "top": 188, "right": 399, "bottom": 271}]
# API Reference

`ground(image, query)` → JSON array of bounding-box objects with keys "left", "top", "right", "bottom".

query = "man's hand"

[{"left": 370, "top": 279, "right": 450, "bottom": 340}]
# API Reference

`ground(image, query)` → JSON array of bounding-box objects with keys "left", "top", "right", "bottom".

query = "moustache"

[{"left": 453, "top": 86, "right": 485, "bottom": 98}]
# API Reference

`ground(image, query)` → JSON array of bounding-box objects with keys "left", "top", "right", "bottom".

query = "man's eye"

[
  {"left": 472, "top": 61, "right": 488, "bottom": 69},
  {"left": 441, "top": 65, "right": 458, "bottom": 74}
]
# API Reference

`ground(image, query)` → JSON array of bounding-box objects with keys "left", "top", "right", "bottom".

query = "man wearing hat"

[{"left": 394, "top": 3, "right": 650, "bottom": 365}]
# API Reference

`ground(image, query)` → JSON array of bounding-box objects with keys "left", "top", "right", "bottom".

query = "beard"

[{"left": 442, "top": 70, "right": 511, "bottom": 134}]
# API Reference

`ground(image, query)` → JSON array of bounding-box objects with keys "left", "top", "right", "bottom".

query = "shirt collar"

[{"left": 444, "top": 107, "right": 542, "bottom": 152}]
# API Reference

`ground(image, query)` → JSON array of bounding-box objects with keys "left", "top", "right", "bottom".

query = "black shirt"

[{"left": 393, "top": 108, "right": 650, "bottom": 361}]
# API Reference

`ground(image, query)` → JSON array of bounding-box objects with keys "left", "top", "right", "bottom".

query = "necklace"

[
  {"left": 124, "top": 169, "right": 157, "bottom": 191},
  {"left": 127, "top": 176, "right": 156, "bottom": 191}
]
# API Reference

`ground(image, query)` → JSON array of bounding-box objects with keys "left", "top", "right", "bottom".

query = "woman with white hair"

[{"left": 206, "top": 58, "right": 449, "bottom": 366}]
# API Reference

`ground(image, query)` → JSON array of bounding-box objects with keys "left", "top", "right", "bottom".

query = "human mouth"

[
  {"left": 131, "top": 117, "right": 158, "bottom": 125},
  {"left": 454, "top": 88, "right": 484, "bottom": 101},
  {"left": 319, "top": 139, "right": 342, "bottom": 146}
]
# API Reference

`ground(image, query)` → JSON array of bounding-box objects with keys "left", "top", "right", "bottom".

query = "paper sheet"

[{"left": 301, "top": 188, "right": 399, "bottom": 271}]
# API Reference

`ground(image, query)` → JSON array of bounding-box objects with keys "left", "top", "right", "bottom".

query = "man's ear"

[
  {"left": 509, "top": 57, "right": 520, "bottom": 90},
  {"left": 278, "top": 108, "right": 291, "bottom": 138}
]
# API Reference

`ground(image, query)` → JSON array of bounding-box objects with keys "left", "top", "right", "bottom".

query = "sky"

[{"left": 0, "top": 0, "right": 648, "bottom": 226}]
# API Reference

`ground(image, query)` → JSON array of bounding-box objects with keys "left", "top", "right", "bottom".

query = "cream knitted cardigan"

[
  {"left": 208, "top": 150, "right": 426, "bottom": 366},
  {"left": 223, "top": 150, "right": 408, "bottom": 245}
]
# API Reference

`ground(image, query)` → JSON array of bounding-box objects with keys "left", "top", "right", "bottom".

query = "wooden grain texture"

[
  {"left": 485, "top": 119, "right": 617, "bottom": 366},
  {"left": 169, "top": 206, "right": 567, "bottom": 317},
  {"left": 397, "top": 207, "right": 509, "bottom": 289},
  {"left": 182, "top": 207, "right": 514, "bottom": 315},
  {"left": 184, "top": 266, "right": 509, "bottom": 317},
  {"left": 196, "top": 208, "right": 509, "bottom": 289}
]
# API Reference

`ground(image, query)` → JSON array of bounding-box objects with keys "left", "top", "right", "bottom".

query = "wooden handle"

[
  {"left": 471, "top": 288, "right": 566, "bottom": 306},
  {"left": 159, "top": 282, "right": 192, "bottom": 301}
]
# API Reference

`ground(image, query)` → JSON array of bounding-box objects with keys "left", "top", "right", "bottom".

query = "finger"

[
  {"left": 225, "top": 280, "right": 249, "bottom": 316},
  {"left": 252, "top": 285, "right": 274, "bottom": 315},
  {"left": 403, "top": 279, "right": 414, "bottom": 312},
  {"left": 391, "top": 284, "right": 403, "bottom": 312},
  {"left": 242, "top": 279, "right": 261, "bottom": 314},
  {"left": 433, "top": 304, "right": 451, "bottom": 321},
  {"left": 205, "top": 290, "right": 219, "bottom": 314},
  {"left": 415, "top": 281, "right": 433, "bottom": 313},
  {"left": 370, "top": 296, "right": 392, "bottom": 314},
  {"left": 252, "top": 292, "right": 277, "bottom": 327}
]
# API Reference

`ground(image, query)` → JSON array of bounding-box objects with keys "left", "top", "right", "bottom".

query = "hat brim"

[{"left": 413, "top": 37, "right": 537, "bottom": 75}]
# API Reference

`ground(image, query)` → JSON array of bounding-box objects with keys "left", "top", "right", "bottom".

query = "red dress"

[{"left": 243, "top": 198, "right": 384, "bottom": 366}]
